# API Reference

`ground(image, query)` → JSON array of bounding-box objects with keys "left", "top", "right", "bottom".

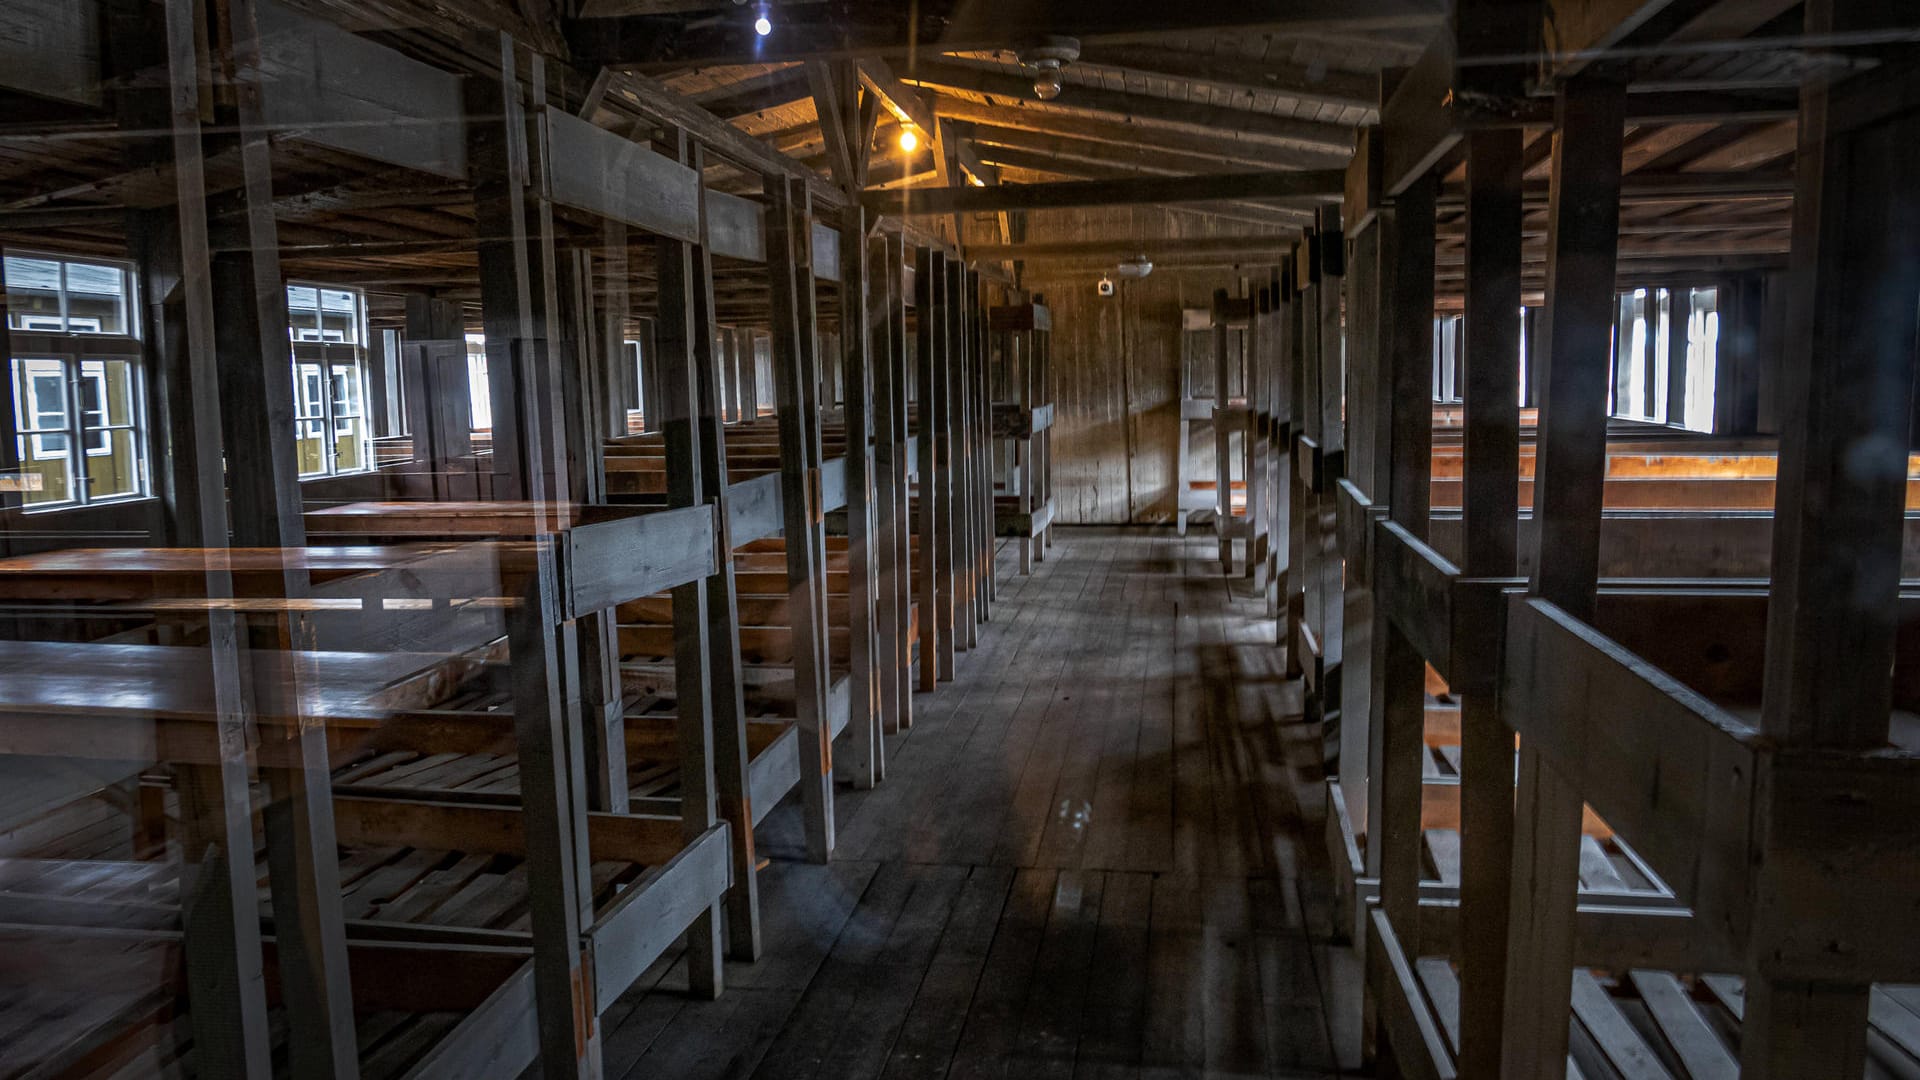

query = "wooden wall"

[{"left": 985, "top": 206, "right": 1286, "bottom": 525}]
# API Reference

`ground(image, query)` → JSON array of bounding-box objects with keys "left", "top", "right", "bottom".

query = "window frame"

[
  {"left": 10, "top": 351, "right": 148, "bottom": 511},
  {"left": 287, "top": 282, "right": 374, "bottom": 478},
  {"left": 5, "top": 250, "right": 148, "bottom": 512}
]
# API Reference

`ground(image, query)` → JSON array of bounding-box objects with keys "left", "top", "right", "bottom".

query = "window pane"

[
  {"left": 287, "top": 285, "right": 322, "bottom": 340},
  {"left": 87, "top": 428, "right": 144, "bottom": 501},
  {"left": 63, "top": 261, "right": 129, "bottom": 334},
  {"left": 320, "top": 289, "right": 360, "bottom": 344},
  {"left": 333, "top": 414, "right": 368, "bottom": 473},
  {"left": 6, "top": 256, "right": 64, "bottom": 330}
]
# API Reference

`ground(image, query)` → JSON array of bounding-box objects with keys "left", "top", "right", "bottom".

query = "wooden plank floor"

[{"left": 599, "top": 527, "right": 1351, "bottom": 1079}]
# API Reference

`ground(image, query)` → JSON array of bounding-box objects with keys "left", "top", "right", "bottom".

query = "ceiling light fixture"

[
  {"left": 753, "top": 11, "right": 772, "bottom": 35},
  {"left": 898, "top": 127, "right": 919, "bottom": 153},
  {"left": 1017, "top": 36, "right": 1080, "bottom": 101}
]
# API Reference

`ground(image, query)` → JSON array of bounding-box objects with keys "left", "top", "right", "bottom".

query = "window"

[
  {"left": 465, "top": 332, "right": 492, "bottom": 431},
  {"left": 1609, "top": 285, "right": 1719, "bottom": 432},
  {"left": 288, "top": 283, "right": 373, "bottom": 477},
  {"left": 1435, "top": 287, "right": 1721, "bottom": 433},
  {"left": 6, "top": 252, "right": 147, "bottom": 511}
]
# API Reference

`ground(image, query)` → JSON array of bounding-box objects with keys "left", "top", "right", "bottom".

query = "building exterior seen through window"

[
  {"left": 6, "top": 252, "right": 147, "bottom": 511},
  {"left": 288, "top": 283, "right": 373, "bottom": 477}
]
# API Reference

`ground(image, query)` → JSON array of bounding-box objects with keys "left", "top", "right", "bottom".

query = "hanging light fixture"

[
  {"left": 898, "top": 127, "right": 920, "bottom": 153},
  {"left": 752, "top": 5, "right": 772, "bottom": 36},
  {"left": 1017, "top": 36, "right": 1081, "bottom": 101}
]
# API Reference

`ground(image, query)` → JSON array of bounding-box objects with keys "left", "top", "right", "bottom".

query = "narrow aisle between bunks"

[{"left": 598, "top": 527, "right": 1353, "bottom": 1080}]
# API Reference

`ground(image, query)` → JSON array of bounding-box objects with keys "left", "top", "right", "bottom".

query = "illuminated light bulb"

[
  {"left": 754, "top": 14, "right": 771, "bottom": 35},
  {"left": 898, "top": 128, "right": 919, "bottom": 153}
]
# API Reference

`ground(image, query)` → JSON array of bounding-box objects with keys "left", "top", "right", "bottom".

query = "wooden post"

[
  {"left": 881, "top": 237, "right": 913, "bottom": 729},
  {"left": 1266, "top": 270, "right": 1288, "bottom": 622},
  {"left": 1281, "top": 265, "right": 1307, "bottom": 667},
  {"left": 1313, "top": 206, "right": 1347, "bottom": 723},
  {"left": 1336, "top": 222, "right": 1385, "bottom": 837},
  {"left": 1742, "top": 3, "right": 1920, "bottom": 1069},
  {"left": 1455, "top": 125, "right": 1523, "bottom": 1080},
  {"left": 1502, "top": 74, "right": 1627, "bottom": 1079},
  {"left": 469, "top": 42, "right": 607, "bottom": 1073},
  {"left": 931, "top": 253, "right": 958, "bottom": 680},
  {"left": 141, "top": 1, "right": 274, "bottom": 1071},
  {"left": 842, "top": 205, "right": 882, "bottom": 788},
  {"left": 684, "top": 160, "right": 759, "bottom": 962},
  {"left": 915, "top": 246, "right": 942, "bottom": 691},
  {"left": 1247, "top": 283, "right": 1268, "bottom": 588},
  {"left": 215, "top": 4, "right": 362, "bottom": 1073},
  {"left": 970, "top": 270, "right": 994, "bottom": 618},
  {"left": 655, "top": 203, "right": 726, "bottom": 1001},
  {"left": 1369, "top": 176, "right": 1435, "bottom": 954},
  {"left": 871, "top": 234, "right": 908, "bottom": 734},
  {"left": 1213, "top": 288, "right": 1235, "bottom": 571},
  {"left": 768, "top": 177, "right": 836, "bottom": 861},
  {"left": 949, "top": 259, "right": 977, "bottom": 651}
]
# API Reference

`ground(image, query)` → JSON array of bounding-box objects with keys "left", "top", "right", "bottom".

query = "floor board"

[{"left": 612, "top": 527, "right": 1345, "bottom": 1079}]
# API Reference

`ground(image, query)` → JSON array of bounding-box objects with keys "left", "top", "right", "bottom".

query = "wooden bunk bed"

[
  {"left": 988, "top": 301, "right": 1056, "bottom": 574},
  {"left": 1327, "top": 6, "right": 1920, "bottom": 1077}
]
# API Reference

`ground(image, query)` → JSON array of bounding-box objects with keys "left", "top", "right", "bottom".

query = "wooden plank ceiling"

[{"left": 0, "top": 0, "right": 1843, "bottom": 312}]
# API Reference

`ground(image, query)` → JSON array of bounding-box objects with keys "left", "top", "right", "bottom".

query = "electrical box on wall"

[{"left": 1097, "top": 276, "right": 1115, "bottom": 297}]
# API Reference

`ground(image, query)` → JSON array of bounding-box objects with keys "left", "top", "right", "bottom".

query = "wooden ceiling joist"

[
  {"left": 866, "top": 168, "right": 1345, "bottom": 216},
  {"left": 965, "top": 235, "right": 1296, "bottom": 262},
  {"left": 918, "top": 96, "right": 1307, "bottom": 169},
  {"left": 1073, "top": 44, "right": 1381, "bottom": 115},
  {"left": 568, "top": 0, "right": 1446, "bottom": 68},
  {"left": 898, "top": 61, "right": 1357, "bottom": 157}
]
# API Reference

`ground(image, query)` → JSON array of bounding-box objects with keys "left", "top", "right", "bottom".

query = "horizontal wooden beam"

[
  {"left": 902, "top": 61, "right": 1356, "bottom": 156},
  {"left": 867, "top": 169, "right": 1345, "bottom": 215},
  {"left": 966, "top": 235, "right": 1296, "bottom": 262},
  {"left": 1076, "top": 43, "right": 1381, "bottom": 113},
  {"left": 569, "top": 0, "right": 1445, "bottom": 68},
  {"left": 856, "top": 57, "right": 936, "bottom": 137},
  {"left": 964, "top": 123, "right": 1299, "bottom": 181},
  {"left": 922, "top": 96, "right": 1285, "bottom": 167},
  {"left": 587, "top": 68, "right": 846, "bottom": 210},
  {"left": 690, "top": 65, "right": 810, "bottom": 119}
]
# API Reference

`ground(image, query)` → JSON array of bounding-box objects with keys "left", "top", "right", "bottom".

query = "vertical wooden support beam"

[
  {"left": 879, "top": 236, "right": 917, "bottom": 730},
  {"left": 873, "top": 250, "right": 898, "bottom": 709},
  {"left": 1742, "top": 5, "right": 1920, "bottom": 1068},
  {"left": 1266, "top": 270, "right": 1289, "bottom": 621},
  {"left": 210, "top": 4, "right": 363, "bottom": 1072},
  {"left": 402, "top": 296, "right": 476, "bottom": 499},
  {"left": 656, "top": 201, "right": 726, "bottom": 1000},
  {"left": 1337, "top": 225, "right": 1385, "bottom": 833},
  {"left": 143, "top": 2, "right": 273, "bottom": 1071},
  {"left": 1213, "top": 288, "right": 1235, "bottom": 571},
  {"left": 1038, "top": 310, "right": 1055, "bottom": 552},
  {"left": 915, "top": 246, "right": 942, "bottom": 691},
  {"left": 931, "top": 253, "right": 959, "bottom": 680},
  {"left": 1454, "top": 125, "right": 1524, "bottom": 1080},
  {"left": 1018, "top": 323, "right": 1037, "bottom": 573},
  {"left": 469, "top": 50, "right": 562, "bottom": 505},
  {"left": 1244, "top": 278, "right": 1259, "bottom": 580},
  {"left": 768, "top": 177, "right": 836, "bottom": 860},
  {"left": 842, "top": 205, "right": 882, "bottom": 788},
  {"left": 1502, "top": 74, "right": 1627, "bottom": 1079},
  {"left": 682, "top": 162, "right": 759, "bottom": 961},
  {"left": 970, "top": 271, "right": 994, "bottom": 616},
  {"left": 1313, "top": 207, "right": 1347, "bottom": 720},
  {"left": 507, "top": 549, "right": 601, "bottom": 1077},
  {"left": 1369, "top": 177, "right": 1435, "bottom": 957},
  {"left": 1281, "top": 266, "right": 1307, "bottom": 665},
  {"left": 949, "top": 259, "right": 977, "bottom": 650}
]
